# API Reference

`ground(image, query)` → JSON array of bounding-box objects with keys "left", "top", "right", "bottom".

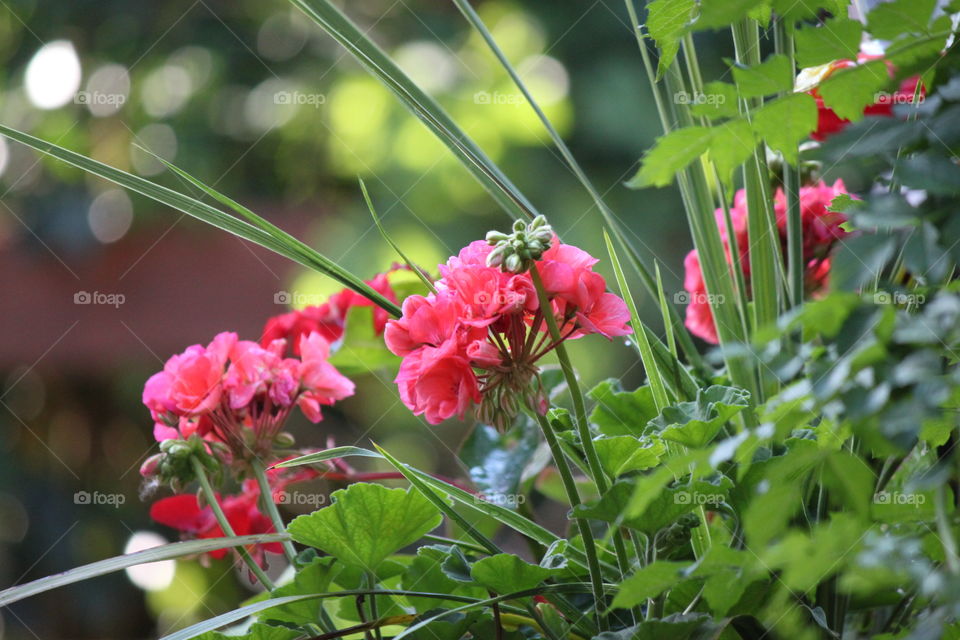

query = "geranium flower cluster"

[
  {"left": 385, "top": 225, "right": 630, "bottom": 428},
  {"left": 143, "top": 331, "right": 354, "bottom": 457},
  {"left": 142, "top": 326, "right": 355, "bottom": 566},
  {"left": 683, "top": 179, "right": 850, "bottom": 343},
  {"left": 797, "top": 54, "right": 923, "bottom": 141}
]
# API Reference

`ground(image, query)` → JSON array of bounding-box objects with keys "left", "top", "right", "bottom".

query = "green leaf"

[
  {"left": 689, "top": 81, "right": 740, "bottom": 120},
  {"left": 818, "top": 61, "right": 890, "bottom": 121},
  {"left": 194, "top": 623, "right": 302, "bottom": 640},
  {"left": 709, "top": 119, "right": 756, "bottom": 188},
  {"left": 261, "top": 557, "right": 339, "bottom": 626},
  {"left": 753, "top": 93, "right": 818, "bottom": 165},
  {"left": 459, "top": 418, "right": 540, "bottom": 507},
  {"left": 646, "top": 386, "right": 750, "bottom": 449},
  {"left": 628, "top": 126, "right": 715, "bottom": 188},
  {"left": 594, "top": 435, "right": 666, "bottom": 478},
  {"left": 610, "top": 561, "right": 691, "bottom": 609},
  {"left": 328, "top": 306, "right": 399, "bottom": 373},
  {"left": 695, "top": 0, "right": 766, "bottom": 31},
  {"left": 732, "top": 54, "right": 793, "bottom": 98},
  {"left": 588, "top": 379, "right": 660, "bottom": 436},
  {"left": 895, "top": 154, "right": 960, "bottom": 195},
  {"left": 288, "top": 0, "right": 537, "bottom": 221},
  {"left": 795, "top": 18, "right": 863, "bottom": 68},
  {"left": 288, "top": 483, "right": 441, "bottom": 569},
  {"left": 470, "top": 553, "right": 560, "bottom": 594},
  {"left": 0, "top": 534, "right": 289, "bottom": 607},
  {"left": 594, "top": 614, "right": 712, "bottom": 639},
  {"left": 646, "top": 0, "right": 697, "bottom": 79},
  {"left": 770, "top": 0, "right": 846, "bottom": 19},
  {"left": 867, "top": 0, "right": 938, "bottom": 39},
  {"left": 830, "top": 233, "right": 898, "bottom": 291}
]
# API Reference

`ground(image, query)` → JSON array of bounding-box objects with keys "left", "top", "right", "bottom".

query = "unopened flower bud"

[
  {"left": 274, "top": 431, "right": 296, "bottom": 447},
  {"left": 512, "top": 220, "right": 525, "bottom": 233},
  {"left": 486, "top": 231, "right": 509, "bottom": 245},
  {"left": 140, "top": 453, "right": 163, "bottom": 478},
  {"left": 504, "top": 253, "right": 523, "bottom": 273}
]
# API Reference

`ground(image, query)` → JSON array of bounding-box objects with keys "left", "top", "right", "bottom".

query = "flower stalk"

[{"left": 191, "top": 456, "right": 275, "bottom": 590}]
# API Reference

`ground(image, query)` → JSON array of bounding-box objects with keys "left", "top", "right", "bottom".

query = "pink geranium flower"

[{"left": 385, "top": 234, "right": 630, "bottom": 428}]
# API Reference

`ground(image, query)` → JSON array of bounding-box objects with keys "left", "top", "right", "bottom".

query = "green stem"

[
  {"left": 936, "top": 485, "right": 960, "bottom": 575},
  {"left": 530, "top": 269, "right": 605, "bottom": 491},
  {"left": 533, "top": 411, "right": 608, "bottom": 631},
  {"left": 251, "top": 458, "right": 298, "bottom": 563},
  {"left": 774, "top": 18, "right": 804, "bottom": 310},
  {"left": 191, "top": 457, "right": 275, "bottom": 590}
]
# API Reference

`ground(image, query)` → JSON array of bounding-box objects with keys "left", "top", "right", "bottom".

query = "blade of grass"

[
  {"left": 358, "top": 178, "right": 437, "bottom": 294},
  {"left": 0, "top": 534, "right": 289, "bottom": 607},
  {"left": 603, "top": 230, "right": 671, "bottom": 409},
  {"left": 288, "top": 0, "right": 537, "bottom": 222},
  {"left": 0, "top": 124, "right": 401, "bottom": 316},
  {"left": 654, "top": 262, "right": 677, "bottom": 358}
]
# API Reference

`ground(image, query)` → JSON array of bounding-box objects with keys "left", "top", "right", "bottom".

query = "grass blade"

[
  {"left": 0, "top": 124, "right": 401, "bottom": 316},
  {"left": 0, "top": 534, "right": 288, "bottom": 607},
  {"left": 358, "top": 178, "right": 436, "bottom": 294},
  {"left": 603, "top": 230, "right": 671, "bottom": 410}
]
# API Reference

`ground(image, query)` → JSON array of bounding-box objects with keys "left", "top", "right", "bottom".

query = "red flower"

[
  {"left": 683, "top": 180, "right": 851, "bottom": 343},
  {"left": 799, "top": 56, "right": 923, "bottom": 142}
]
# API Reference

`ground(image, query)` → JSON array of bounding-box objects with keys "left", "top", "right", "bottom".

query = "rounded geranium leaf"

[{"left": 287, "top": 483, "right": 441, "bottom": 570}]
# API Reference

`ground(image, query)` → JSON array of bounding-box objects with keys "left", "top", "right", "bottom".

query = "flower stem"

[
  {"left": 251, "top": 458, "right": 298, "bottom": 564},
  {"left": 532, "top": 412, "right": 608, "bottom": 632},
  {"left": 529, "top": 268, "right": 608, "bottom": 494},
  {"left": 191, "top": 456, "right": 275, "bottom": 590}
]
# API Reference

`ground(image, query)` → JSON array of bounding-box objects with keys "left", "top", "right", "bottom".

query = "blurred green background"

[{"left": 0, "top": 0, "right": 733, "bottom": 637}]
